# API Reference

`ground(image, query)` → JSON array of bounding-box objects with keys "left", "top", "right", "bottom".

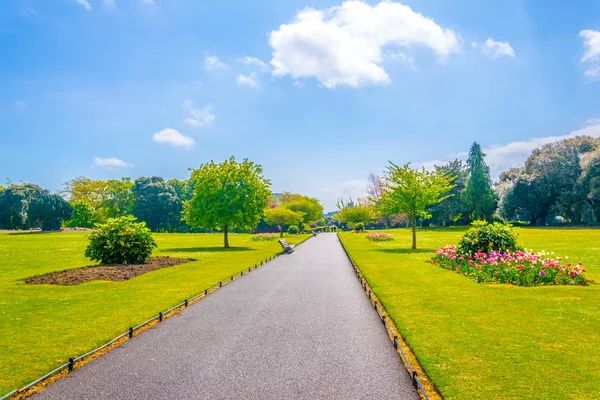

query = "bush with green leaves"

[
  {"left": 287, "top": 225, "right": 299, "bottom": 234},
  {"left": 457, "top": 220, "right": 520, "bottom": 256},
  {"left": 85, "top": 216, "right": 157, "bottom": 265},
  {"left": 354, "top": 222, "right": 365, "bottom": 232}
]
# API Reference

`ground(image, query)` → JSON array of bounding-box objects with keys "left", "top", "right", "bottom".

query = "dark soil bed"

[{"left": 26, "top": 257, "right": 192, "bottom": 286}]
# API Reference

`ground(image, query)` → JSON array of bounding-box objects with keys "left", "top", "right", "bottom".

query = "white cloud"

[
  {"left": 93, "top": 157, "right": 133, "bottom": 169},
  {"left": 418, "top": 122, "right": 600, "bottom": 178},
  {"left": 182, "top": 101, "right": 215, "bottom": 127},
  {"left": 141, "top": 0, "right": 155, "bottom": 4},
  {"left": 152, "top": 128, "right": 195, "bottom": 148},
  {"left": 580, "top": 29, "right": 600, "bottom": 78},
  {"left": 205, "top": 55, "right": 227, "bottom": 71},
  {"left": 13, "top": 100, "right": 27, "bottom": 108},
  {"left": 75, "top": 0, "right": 92, "bottom": 11},
  {"left": 236, "top": 73, "right": 259, "bottom": 87},
  {"left": 239, "top": 56, "right": 269, "bottom": 71},
  {"left": 103, "top": 0, "right": 116, "bottom": 9},
  {"left": 269, "top": 1, "right": 460, "bottom": 88},
  {"left": 476, "top": 38, "right": 516, "bottom": 59}
]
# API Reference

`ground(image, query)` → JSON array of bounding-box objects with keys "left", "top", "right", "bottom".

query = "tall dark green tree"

[
  {"left": 27, "top": 194, "right": 73, "bottom": 231},
  {"left": 132, "top": 177, "right": 183, "bottom": 232},
  {"left": 429, "top": 160, "right": 468, "bottom": 226},
  {"left": 462, "top": 142, "right": 496, "bottom": 221},
  {"left": 0, "top": 184, "right": 48, "bottom": 229}
]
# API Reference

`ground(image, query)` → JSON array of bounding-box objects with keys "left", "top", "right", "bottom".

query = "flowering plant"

[
  {"left": 251, "top": 233, "right": 279, "bottom": 241},
  {"left": 431, "top": 245, "right": 589, "bottom": 286},
  {"left": 366, "top": 232, "right": 395, "bottom": 242}
]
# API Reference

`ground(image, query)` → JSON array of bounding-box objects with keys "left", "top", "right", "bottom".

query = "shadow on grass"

[
  {"left": 7, "top": 231, "right": 59, "bottom": 236},
  {"left": 160, "top": 246, "right": 256, "bottom": 253},
  {"left": 375, "top": 248, "right": 436, "bottom": 255}
]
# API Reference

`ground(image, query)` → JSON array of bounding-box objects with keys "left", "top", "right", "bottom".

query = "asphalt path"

[{"left": 35, "top": 233, "right": 419, "bottom": 400}]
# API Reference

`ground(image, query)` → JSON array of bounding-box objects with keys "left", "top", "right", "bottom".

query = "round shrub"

[
  {"left": 354, "top": 222, "right": 365, "bottom": 232},
  {"left": 457, "top": 221, "right": 520, "bottom": 256},
  {"left": 287, "top": 225, "right": 299, "bottom": 234},
  {"left": 85, "top": 216, "right": 157, "bottom": 265}
]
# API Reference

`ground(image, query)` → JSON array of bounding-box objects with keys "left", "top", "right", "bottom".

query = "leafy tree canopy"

[
  {"left": 379, "top": 162, "right": 455, "bottom": 249},
  {"left": 279, "top": 193, "right": 324, "bottom": 225},
  {"left": 185, "top": 157, "right": 271, "bottom": 248},
  {"left": 263, "top": 207, "right": 304, "bottom": 236}
]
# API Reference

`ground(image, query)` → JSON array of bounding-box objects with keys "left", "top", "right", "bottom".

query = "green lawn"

[
  {"left": 339, "top": 228, "right": 600, "bottom": 400},
  {"left": 0, "top": 231, "right": 309, "bottom": 395}
]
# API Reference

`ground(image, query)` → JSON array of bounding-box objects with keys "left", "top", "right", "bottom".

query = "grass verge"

[
  {"left": 0, "top": 232, "right": 309, "bottom": 395},
  {"left": 339, "top": 227, "right": 600, "bottom": 400}
]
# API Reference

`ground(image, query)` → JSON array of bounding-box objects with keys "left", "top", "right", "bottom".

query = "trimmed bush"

[
  {"left": 85, "top": 216, "right": 157, "bottom": 265},
  {"left": 458, "top": 221, "right": 520, "bottom": 256},
  {"left": 287, "top": 225, "right": 299, "bottom": 234},
  {"left": 354, "top": 222, "right": 365, "bottom": 232}
]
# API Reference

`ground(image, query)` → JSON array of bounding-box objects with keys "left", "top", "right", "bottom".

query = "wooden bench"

[{"left": 278, "top": 239, "right": 295, "bottom": 254}]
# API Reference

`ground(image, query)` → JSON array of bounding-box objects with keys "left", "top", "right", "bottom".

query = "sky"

[{"left": 1, "top": 0, "right": 600, "bottom": 211}]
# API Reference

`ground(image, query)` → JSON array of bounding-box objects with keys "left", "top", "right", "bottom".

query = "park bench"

[{"left": 278, "top": 239, "right": 295, "bottom": 254}]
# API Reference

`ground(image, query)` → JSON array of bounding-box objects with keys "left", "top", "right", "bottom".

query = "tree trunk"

[
  {"left": 224, "top": 224, "right": 229, "bottom": 248},
  {"left": 411, "top": 217, "right": 417, "bottom": 250},
  {"left": 280, "top": 229, "right": 284, "bottom": 238}
]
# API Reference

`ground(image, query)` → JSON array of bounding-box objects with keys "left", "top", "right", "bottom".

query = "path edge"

[
  {"left": 2, "top": 235, "right": 313, "bottom": 400},
  {"left": 337, "top": 233, "right": 442, "bottom": 400}
]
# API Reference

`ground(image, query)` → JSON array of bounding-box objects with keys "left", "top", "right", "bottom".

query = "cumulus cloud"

[
  {"left": 13, "top": 100, "right": 27, "bottom": 108},
  {"left": 236, "top": 73, "right": 259, "bottom": 87},
  {"left": 152, "top": 128, "right": 195, "bottom": 148},
  {"left": 238, "top": 56, "right": 269, "bottom": 71},
  {"left": 205, "top": 55, "right": 227, "bottom": 71},
  {"left": 268, "top": 0, "right": 460, "bottom": 88},
  {"left": 475, "top": 38, "right": 516, "bottom": 59},
  {"left": 75, "top": 0, "right": 92, "bottom": 11},
  {"left": 418, "top": 122, "right": 600, "bottom": 178},
  {"left": 580, "top": 29, "right": 600, "bottom": 78},
  {"left": 182, "top": 101, "right": 215, "bottom": 127},
  {"left": 93, "top": 157, "right": 133, "bottom": 169}
]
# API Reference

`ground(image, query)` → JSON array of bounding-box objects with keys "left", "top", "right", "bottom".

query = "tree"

[
  {"left": 263, "top": 207, "right": 304, "bottom": 237},
  {"left": 279, "top": 193, "right": 324, "bottom": 228},
  {"left": 64, "top": 201, "right": 98, "bottom": 228},
  {"left": 462, "top": 142, "right": 496, "bottom": 220},
  {"left": 103, "top": 179, "right": 134, "bottom": 219},
  {"left": 184, "top": 157, "right": 271, "bottom": 248},
  {"left": 0, "top": 183, "right": 48, "bottom": 230},
  {"left": 132, "top": 177, "right": 183, "bottom": 232},
  {"left": 579, "top": 149, "right": 600, "bottom": 222},
  {"left": 429, "top": 160, "right": 468, "bottom": 226},
  {"left": 168, "top": 178, "right": 194, "bottom": 202},
  {"left": 27, "top": 194, "right": 73, "bottom": 231},
  {"left": 379, "top": 163, "right": 455, "bottom": 249},
  {"left": 334, "top": 197, "right": 374, "bottom": 228}
]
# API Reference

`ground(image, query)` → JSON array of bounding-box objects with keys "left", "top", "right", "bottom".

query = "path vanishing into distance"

[{"left": 35, "top": 233, "right": 419, "bottom": 400}]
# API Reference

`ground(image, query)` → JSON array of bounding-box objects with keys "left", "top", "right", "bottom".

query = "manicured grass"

[
  {"left": 0, "top": 232, "right": 309, "bottom": 395},
  {"left": 339, "top": 228, "right": 600, "bottom": 400}
]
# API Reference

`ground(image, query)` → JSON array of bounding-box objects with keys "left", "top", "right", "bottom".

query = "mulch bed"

[{"left": 26, "top": 257, "right": 192, "bottom": 286}]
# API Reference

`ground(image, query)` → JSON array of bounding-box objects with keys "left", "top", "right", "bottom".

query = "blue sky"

[{"left": 1, "top": 0, "right": 600, "bottom": 210}]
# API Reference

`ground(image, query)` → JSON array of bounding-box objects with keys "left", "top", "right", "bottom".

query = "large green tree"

[
  {"left": 132, "top": 177, "right": 183, "bottom": 232},
  {"left": 462, "top": 142, "right": 496, "bottom": 221},
  {"left": 429, "top": 160, "right": 468, "bottom": 226},
  {"left": 185, "top": 157, "right": 271, "bottom": 248},
  {"left": 279, "top": 193, "right": 324, "bottom": 228},
  {"left": 334, "top": 197, "right": 374, "bottom": 228},
  {"left": 379, "top": 163, "right": 455, "bottom": 249},
  {"left": 263, "top": 206, "right": 304, "bottom": 237},
  {"left": 579, "top": 149, "right": 600, "bottom": 222},
  {"left": 27, "top": 194, "right": 73, "bottom": 231},
  {"left": 64, "top": 200, "right": 98, "bottom": 228},
  {"left": 0, "top": 183, "right": 48, "bottom": 230}
]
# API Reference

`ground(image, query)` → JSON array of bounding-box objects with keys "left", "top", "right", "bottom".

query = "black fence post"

[
  {"left": 68, "top": 358, "right": 74, "bottom": 372},
  {"left": 129, "top": 327, "right": 133, "bottom": 338},
  {"left": 393, "top": 336, "right": 399, "bottom": 349},
  {"left": 184, "top": 299, "right": 188, "bottom": 307},
  {"left": 412, "top": 371, "right": 419, "bottom": 387},
  {"left": 219, "top": 282, "right": 222, "bottom": 287},
  {"left": 159, "top": 312, "right": 163, "bottom": 322}
]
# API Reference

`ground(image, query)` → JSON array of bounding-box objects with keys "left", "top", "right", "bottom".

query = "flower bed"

[
  {"left": 251, "top": 233, "right": 279, "bottom": 241},
  {"left": 431, "top": 245, "right": 589, "bottom": 286},
  {"left": 366, "top": 232, "right": 395, "bottom": 242}
]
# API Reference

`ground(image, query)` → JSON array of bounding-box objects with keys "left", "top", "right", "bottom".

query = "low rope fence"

[
  {"left": 337, "top": 234, "right": 432, "bottom": 400},
  {"left": 1, "top": 235, "right": 313, "bottom": 400}
]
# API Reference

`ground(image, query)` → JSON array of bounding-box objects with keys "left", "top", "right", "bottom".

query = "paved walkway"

[{"left": 35, "top": 233, "right": 418, "bottom": 400}]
